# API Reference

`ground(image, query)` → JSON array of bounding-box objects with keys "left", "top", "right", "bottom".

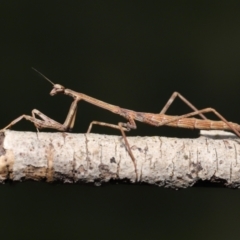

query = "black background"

[{"left": 1, "top": 1, "right": 240, "bottom": 239}]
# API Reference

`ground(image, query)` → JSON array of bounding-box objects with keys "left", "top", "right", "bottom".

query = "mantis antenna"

[{"left": 32, "top": 67, "right": 55, "bottom": 85}]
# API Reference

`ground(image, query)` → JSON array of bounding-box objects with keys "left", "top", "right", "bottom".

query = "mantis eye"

[{"left": 55, "top": 84, "right": 65, "bottom": 90}]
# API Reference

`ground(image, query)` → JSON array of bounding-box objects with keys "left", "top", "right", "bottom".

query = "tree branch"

[{"left": 0, "top": 130, "right": 239, "bottom": 188}]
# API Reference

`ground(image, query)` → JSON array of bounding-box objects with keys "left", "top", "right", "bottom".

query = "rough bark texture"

[{"left": 0, "top": 130, "right": 240, "bottom": 188}]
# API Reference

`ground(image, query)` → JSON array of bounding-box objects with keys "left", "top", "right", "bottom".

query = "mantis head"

[
  {"left": 50, "top": 84, "right": 65, "bottom": 96},
  {"left": 32, "top": 67, "right": 66, "bottom": 96}
]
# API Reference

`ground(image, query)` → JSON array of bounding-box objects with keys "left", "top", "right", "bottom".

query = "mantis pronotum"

[{"left": 1, "top": 68, "right": 240, "bottom": 180}]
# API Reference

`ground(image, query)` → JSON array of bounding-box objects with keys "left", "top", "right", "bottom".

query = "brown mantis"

[{"left": 1, "top": 68, "right": 240, "bottom": 180}]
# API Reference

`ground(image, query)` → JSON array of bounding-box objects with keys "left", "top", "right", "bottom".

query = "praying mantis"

[{"left": 1, "top": 68, "right": 240, "bottom": 180}]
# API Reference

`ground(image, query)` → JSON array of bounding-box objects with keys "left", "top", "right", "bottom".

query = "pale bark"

[{"left": 0, "top": 130, "right": 240, "bottom": 188}]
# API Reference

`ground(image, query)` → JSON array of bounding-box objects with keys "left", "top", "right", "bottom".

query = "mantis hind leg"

[{"left": 160, "top": 91, "right": 207, "bottom": 120}]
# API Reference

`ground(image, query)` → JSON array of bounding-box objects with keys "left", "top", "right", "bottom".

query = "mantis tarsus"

[{"left": 2, "top": 68, "right": 240, "bottom": 181}]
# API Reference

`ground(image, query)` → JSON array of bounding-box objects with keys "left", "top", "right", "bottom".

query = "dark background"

[{"left": 1, "top": 1, "right": 240, "bottom": 239}]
